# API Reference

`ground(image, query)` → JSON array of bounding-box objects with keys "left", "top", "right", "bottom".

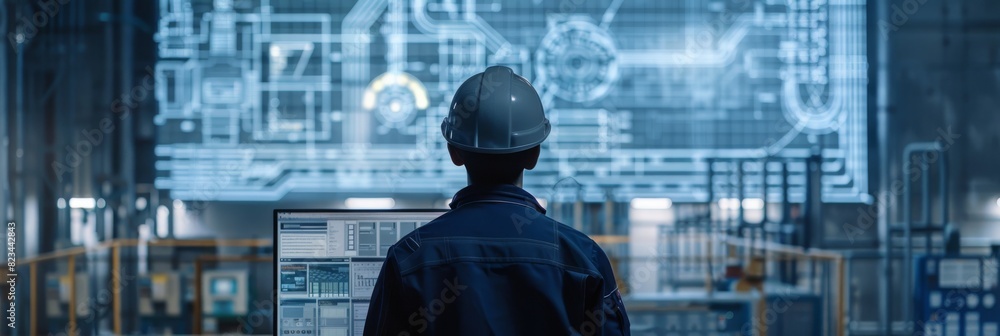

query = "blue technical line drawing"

[
  {"left": 154, "top": 0, "right": 869, "bottom": 203},
  {"left": 536, "top": 19, "right": 619, "bottom": 103}
]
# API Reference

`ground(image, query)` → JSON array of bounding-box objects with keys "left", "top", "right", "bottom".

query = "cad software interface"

[{"left": 276, "top": 210, "right": 443, "bottom": 336}]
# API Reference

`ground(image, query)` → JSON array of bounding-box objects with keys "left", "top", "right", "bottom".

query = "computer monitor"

[{"left": 274, "top": 209, "right": 445, "bottom": 336}]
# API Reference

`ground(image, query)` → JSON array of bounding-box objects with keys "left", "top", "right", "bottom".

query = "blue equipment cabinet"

[
  {"left": 764, "top": 288, "right": 823, "bottom": 336},
  {"left": 914, "top": 255, "right": 1000, "bottom": 336}
]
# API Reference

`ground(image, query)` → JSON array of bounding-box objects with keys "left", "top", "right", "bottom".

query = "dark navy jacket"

[{"left": 363, "top": 184, "right": 630, "bottom": 336}]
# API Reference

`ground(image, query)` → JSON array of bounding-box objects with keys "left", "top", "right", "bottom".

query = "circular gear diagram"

[
  {"left": 375, "top": 86, "right": 417, "bottom": 125},
  {"left": 362, "top": 72, "right": 429, "bottom": 129},
  {"left": 535, "top": 20, "right": 619, "bottom": 103}
]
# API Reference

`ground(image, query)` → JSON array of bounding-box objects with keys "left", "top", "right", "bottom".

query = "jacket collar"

[{"left": 449, "top": 184, "right": 546, "bottom": 214}]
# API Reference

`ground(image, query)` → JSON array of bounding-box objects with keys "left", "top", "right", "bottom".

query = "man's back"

[{"left": 363, "top": 184, "right": 630, "bottom": 335}]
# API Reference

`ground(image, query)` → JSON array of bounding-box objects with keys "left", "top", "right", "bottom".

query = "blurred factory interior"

[{"left": 2, "top": 0, "right": 1000, "bottom": 335}]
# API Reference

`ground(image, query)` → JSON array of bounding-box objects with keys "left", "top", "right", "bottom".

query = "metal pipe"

[
  {"left": 875, "top": 0, "right": 892, "bottom": 330},
  {"left": 939, "top": 144, "right": 948, "bottom": 229},
  {"left": 761, "top": 159, "right": 769, "bottom": 224},
  {"left": 573, "top": 197, "right": 584, "bottom": 232},
  {"left": 902, "top": 141, "right": 941, "bottom": 330},
  {"left": 924, "top": 153, "right": 932, "bottom": 254},
  {"left": 113, "top": 246, "right": 122, "bottom": 335},
  {"left": 103, "top": 0, "right": 117, "bottom": 244},
  {"left": 707, "top": 157, "right": 716, "bottom": 283},
  {"left": 921, "top": 152, "right": 931, "bottom": 254},
  {"left": 902, "top": 149, "right": 912, "bottom": 334},
  {"left": 671, "top": 226, "right": 678, "bottom": 291},
  {"left": 804, "top": 153, "right": 822, "bottom": 292},
  {"left": 15, "top": 6, "right": 26, "bottom": 252},
  {"left": 804, "top": 153, "right": 822, "bottom": 250},
  {"left": 119, "top": 0, "right": 137, "bottom": 329},
  {"left": 707, "top": 158, "right": 715, "bottom": 207},
  {"left": 920, "top": 152, "right": 931, "bottom": 226},
  {"left": 701, "top": 159, "right": 716, "bottom": 287},
  {"left": 706, "top": 229, "right": 715, "bottom": 293},
  {"left": 778, "top": 162, "right": 792, "bottom": 284},
  {"left": 604, "top": 190, "right": 614, "bottom": 235},
  {"left": 781, "top": 162, "right": 790, "bottom": 223},
  {"left": 737, "top": 160, "right": 744, "bottom": 232}
]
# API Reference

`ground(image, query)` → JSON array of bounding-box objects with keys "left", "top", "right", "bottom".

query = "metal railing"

[{"left": 17, "top": 238, "right": 271, "bottom": 336}]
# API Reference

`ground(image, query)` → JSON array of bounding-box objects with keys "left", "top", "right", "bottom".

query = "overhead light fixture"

[
  {"left": 630, "top": 198, "right": 672, "bottom": 210},
  {"left": 345, "top": 197, "right": 395, "bottom": 209},
  {"left": 995, "top": 197, "right": 1000, "bottom": 209},
  {"left": 57, "top": 198, "right": 66, "bottom": 209},
  {"left": 69, "top": 198, "right": 96, "bottom": 209},
  {"left": 718, "top": 198, "right": 740, "bottom": 210},
  {"left": 742, "top": 198, "right": 765, "bottom": 210},
  {"left": 718, "top": 198, "right": 765, "bottom": 210},
  {"left": 156, "top": 205, "right": 171, "bottom": 238}
]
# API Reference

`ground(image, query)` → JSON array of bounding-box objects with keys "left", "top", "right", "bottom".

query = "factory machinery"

[
  {"left": 604, "top": 152, "right": 841, "bottom": 336},
  {"left": 0, "top": 142, "right": 997, "bottom": 336},
  {"left": 877, "top": 143, "right": 1000, "bottom": 336},
  {"left": 584, "top": 141, "right": 997, "bottom": 336},
  {"left": 5, "top": 239, "right": 273, "bottom": 335},
  {"left": 612, "top": 142, "right": 1000, "bottom": 336}
]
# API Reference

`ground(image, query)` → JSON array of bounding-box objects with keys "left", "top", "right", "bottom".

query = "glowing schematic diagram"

[
  {"left": 154, "top": 0, "right": 869, "bottom": 203},
  {"left": 363, "top": 72, "right": 430, "bottom": 134},
  {"left": 536, "top": 19, "right": 619, "bottom": 103}
]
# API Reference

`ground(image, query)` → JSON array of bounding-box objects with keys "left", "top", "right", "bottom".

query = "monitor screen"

[
  {"left": 211, "top": 277, "right": 237, "bottom": 296},
  {"left": 274, "top": 210, "right": 445, "bottom": 336}
]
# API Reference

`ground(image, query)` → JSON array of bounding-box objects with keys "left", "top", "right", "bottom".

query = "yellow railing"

[
  {"left": 595, "top": 234, "right": 845, "bottom": 336},
  {"left": 17, "top": 235, "right": 845, "bottom": 336},
  {"left": 722, "top": 236, "right": 846, "bottom": 336}
]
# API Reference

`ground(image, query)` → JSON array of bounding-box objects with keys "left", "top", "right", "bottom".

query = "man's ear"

[
  {"left": 447, "top": 144, "right": 465, "bottom": 166},
  {"left": 522, "top": 145, "right": 541, "bottom": 170}
]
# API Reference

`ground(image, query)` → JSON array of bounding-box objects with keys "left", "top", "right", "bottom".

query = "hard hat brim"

[{"left": 442, "top": 119, "right": 550, "bottom": 154}]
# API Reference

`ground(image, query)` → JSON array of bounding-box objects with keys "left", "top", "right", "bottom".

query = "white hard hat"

[{"left": 441, "top": 66, "right": 551, "bottom": 154}]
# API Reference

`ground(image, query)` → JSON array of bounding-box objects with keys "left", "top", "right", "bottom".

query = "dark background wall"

[{"left": 884, "top": 0, "right": 1000, "bottom": 237}]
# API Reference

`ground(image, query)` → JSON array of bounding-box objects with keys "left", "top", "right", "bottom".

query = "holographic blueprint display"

[{"left": 154, "top": 0, "right": 868, "bottom": 203}]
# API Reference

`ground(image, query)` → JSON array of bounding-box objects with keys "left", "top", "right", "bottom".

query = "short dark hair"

[{"left": 452, "top": 145, "right": 540, "bottom": 185}]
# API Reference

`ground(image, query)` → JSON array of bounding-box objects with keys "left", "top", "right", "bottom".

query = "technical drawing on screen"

[
  {"left": 275, "top": 210, "right": 443, "bottom": 336},
  {"left": 155, "top": 0, "right": 868, "bottom": 203}
]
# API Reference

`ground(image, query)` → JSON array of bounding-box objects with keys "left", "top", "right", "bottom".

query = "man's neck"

[{"left": 466, "top": 174, "right": 523, "bottom": 188}]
